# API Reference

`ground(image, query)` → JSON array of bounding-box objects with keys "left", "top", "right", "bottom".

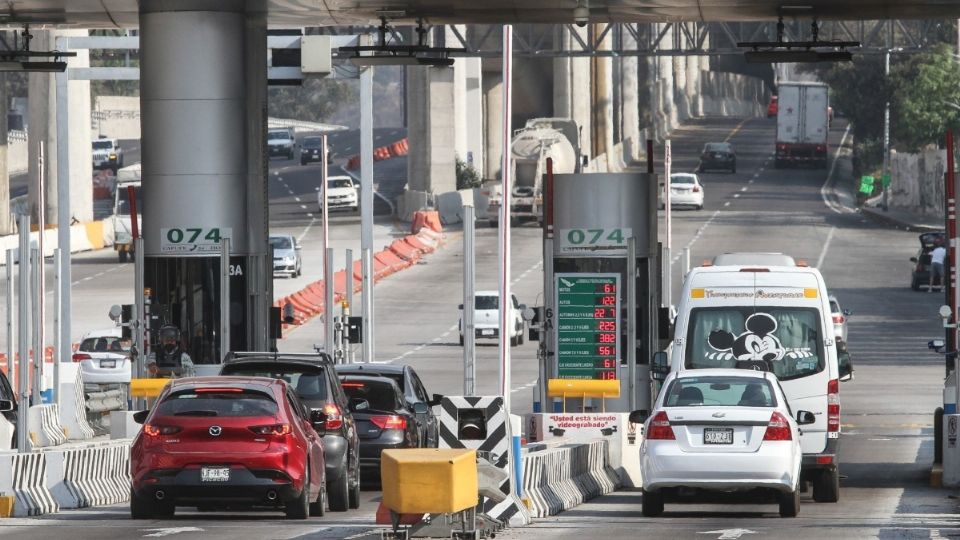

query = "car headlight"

[{"left": 285, "top": 255, "right": 296, "bottom": 263}]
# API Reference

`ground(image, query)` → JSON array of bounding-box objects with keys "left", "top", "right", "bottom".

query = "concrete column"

[
  {"left": 621, "top": 26, "right": 640, "bottom": 162},
  {"left": 462, "top": 57, "right": 484, "bottom": 173},
  {"left": 28, "top": 29, "right": 91, "bottom": 227},
  {"left": 686, "top": 52, "right": 702, "bottom": 118},
  {"left": 593, "top": 25, "right": 613, "bottom": 169},
  {"left": 483, "top": 69, "right": 503, "bottom": 180},
  {"left": 406, "top": 66, "right": 457, "bottom": 195},
  {"left": 673, "top": 42, "right": 689, "bottom": 120},
  {"left": 140, "top": 2, "right": 269, "bottom": 356},
  {"left": 0, "top": 73, "right": 9, "bottom": 235}
]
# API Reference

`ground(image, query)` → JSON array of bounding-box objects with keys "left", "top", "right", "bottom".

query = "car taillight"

[
  {"left": 249, "top": 423, "right": 292, "bottom": 436},
  {"left": 370, "top": 415, "right": 407, "bottom": 430},
  {"left": 763, "top": 411, "right": 793, "bottom": 441},
  {"left": 827, "top": 379, "right": 840, "bottom": 432},
  {"left": 72, "top": 353, "right": 91, "bottom": 362},
  {"left": 143, "top": 424, "right": 182, "bottom": 437},
  {"left": 692, "top": 186, "right": 700, "bottom": 193},
  {"left": 323, "top": 403, "right": 344, "bottom": 430},
  {"left": 646, "top": 411, "right": 675, "bottom": 440},
  {"left": 832, "top": 314, "right": 845, "bottom": 324}
]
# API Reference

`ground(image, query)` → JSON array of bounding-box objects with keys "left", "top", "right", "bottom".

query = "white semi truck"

[
  {"left": 112, "top": 163, "right": 141, "bottom": 262},
  {"left": 485, "top": 118, "right": 582, "bottom": 225},
  {"left": 774, "top": 82, "right": 829, "bottom": 169}
]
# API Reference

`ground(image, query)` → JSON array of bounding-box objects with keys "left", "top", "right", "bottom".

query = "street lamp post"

[{"left": 882, "top": 50, "right": 890, "bottom": 211}]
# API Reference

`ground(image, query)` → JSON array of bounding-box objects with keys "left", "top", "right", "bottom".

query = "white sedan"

[
  {"left": 659, "top": 173, "right": 705, "bottom": 210},
  {"left": 319, "top": 175, "right": 359, "bottom": 212},
  {"left": 72, "top": 328, "right": 132, "bottom": 387},
  {"left": 633, "top": 368, "right": 811, "bottom": 518}
]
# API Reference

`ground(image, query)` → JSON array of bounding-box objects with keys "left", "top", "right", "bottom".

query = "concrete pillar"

[
  {"left": 0, "top": 73, "right": 9, "bottom": 235},
  {"left": 406, "top": 66, "right": 457, "bottom": 195},
  {"left": 140, "top": 2, "right": 269, "bottom": 359},
  {"left": 686, "top": 52, "right": 702, "bottom": 118},
  {"left": 554, "top": 26, "right": 592, "bottom": 164},
  {"left": 462, "top": 57, "right": 484, "bottom": 174},
  {"left": 673, "top": 43, "right": 689, "bottom": 120},
  {"left": 28, "top": 29, "right": 92, "bottom": 226},
  {"left": 621, "top": 26, "right": 641, "bottom": 162},
  {"left": 593, "top": 25, "right": 613, "bottom": 169},
  {"left": 483, "top": 68, "right": 503, "bottom": 181}
]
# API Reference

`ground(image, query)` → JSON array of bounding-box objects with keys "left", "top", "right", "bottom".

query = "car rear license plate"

[
  {"left": 201, "top": 467, "right": 230, "bottom": 482},
  {"left": 100, "top": 360, "right": 116, "bottom": 369},
  {"left": 482, "top": 329, "right": 494, "bottom": 336},
  {"left": 703, "top": 428, "right": 734, "bottom": 444}
]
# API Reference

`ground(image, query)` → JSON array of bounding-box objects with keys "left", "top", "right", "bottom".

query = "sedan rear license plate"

[
  {"left": 201, "top": 467, "right": 230, "bottom": 482},
  {"left": 482, "top": 329, "right": 494, "bottom": 336},
  {"left": 100, "top": 360, "right": 116, "bottom": 369},
  {"left": 703, "top": 428, "right": 734, "bottom": 444}
]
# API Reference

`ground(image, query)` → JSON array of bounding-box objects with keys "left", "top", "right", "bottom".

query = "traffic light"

[
  {"left": 347, "top": 316, "right": 362, "bottom": 343},
  {"left": 121, "top": 304, "right": 134, "bottom": 340}
]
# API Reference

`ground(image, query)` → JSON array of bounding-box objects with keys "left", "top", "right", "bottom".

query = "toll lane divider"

[
  {"left": 345, "top": 137, "right": 408, "bottom": 170},
  {"left": 27, "top": 404, "right": 67, "bottom": 448},
  {"left": 274, "top": 211, "right": 444, "bottom": 329},
  {"left": 59, "top": 364, "right": 96, "bottom": 441},
  {"left": 521, "top": 440, "right": 620, "bottom": 518},
  {"left": 0, "top": 219, "right": 116, "bottom": 266},
  {"left": 0, "top": 439, "right": 133, "bottom": 516}
]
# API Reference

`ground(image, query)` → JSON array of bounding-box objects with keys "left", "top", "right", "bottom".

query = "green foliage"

[
  {"left": 268, "top": 78, "right": 356, "bottom": 123},
  {"left": 889, "top": 45, "right": 960, "bottom": 151},
  {"left": 456, "top": 157, "right": 482, "bottom": 190}
]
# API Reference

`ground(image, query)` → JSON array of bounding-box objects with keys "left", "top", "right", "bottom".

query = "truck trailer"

[{"left": 774, "top": 82, "right": 829, "bottom": 169}]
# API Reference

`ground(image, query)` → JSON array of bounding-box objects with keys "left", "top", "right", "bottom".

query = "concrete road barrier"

[
  {"left": 27, "top": 404, "right": 67, "bottom": 448},
  {"left": 0, "top": 452, "right": 58, "bottom": 516},
  {"left": 59, "top": 364, "right": 96, "bottom": 441},
  {"left": 521, "top": 439, "right": 620, "bottom": 518}
]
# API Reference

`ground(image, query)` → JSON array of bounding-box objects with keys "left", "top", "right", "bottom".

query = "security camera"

[{"left": 573, "top": 5, "right": 589, "bottom": 27}]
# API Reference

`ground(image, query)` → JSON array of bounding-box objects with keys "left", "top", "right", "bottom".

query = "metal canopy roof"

[{"left": 2, "top": 1, "right": 960, "bottom": 28}]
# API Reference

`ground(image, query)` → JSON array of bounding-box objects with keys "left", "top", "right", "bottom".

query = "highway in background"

[{"left": 1, "top": 117, "right": 951, "bottom": 538}]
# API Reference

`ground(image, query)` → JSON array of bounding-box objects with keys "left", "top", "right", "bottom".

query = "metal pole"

[
  {"left": 360, "top": 35, "right": 375, "bottom": 364},
  {"left": 463, "top": 205, "right": 476, "bottom": 396},
  {"left": 541, "top": 159, "right": 555, "bottom": 412},
  {"left": 134, "top": 237, "right": 145, "bottom": 410},
  {"left": 52, "top": 248, "right": 60, "bottom": 406},
  {"left": 664, "top": 140, "right": 672, "bottom": 309},
  {"left": 220, "top": 238, "right": 231, "bottom": 362},
  {"left": 882, "top": 50, "right": 890, "bottom": 211},
  {"left": 17, "top": 213, "right": 30, "bottom": 451},
  {"left": 5, "top": 250, "right": 13, "bottom": 385},
  {"left": 345, "top": 249, "right": 354, "bottom": 363},
  {"left": 325, "top": 247, "right": 335, "bottom": 356},
  {"left": 30, "top": 248, "right": 41, "bottom": 402},
  {"left": 682, "top": 246, "right": 690, "bottom": 279},
  {"left": 499, "top": 24, "right": 517, "bottom": 499},
  {"left": 55, "top": 60, "right": 72, "bottom": 387},
  {"left": 627, "top": 236, "right": 637, "bottom": 411},
  {"left": 321, "top": 133, "right": 330, "bottom": 308}
]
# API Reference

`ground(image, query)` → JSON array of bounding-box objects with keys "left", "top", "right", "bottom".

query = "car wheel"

[
  {"left": 518, "top": 330, "right": 524, "bottom": 345},
  {"left": 641, "top": 489, "right": 663, "bottom": 517},
  {"left": 301, "top": 159, "right": 307, "bottom": 166},
  {"left": 779, "top": 489, "right": 800, "bottom": 518},
  {"left": 130, "top": 489, "right": 154, "bottom": 519},
  {"left": 812, "top": 468, "right": 840, "bottom": 503},
  {"left": 911, "top": 276, "right": 922, "bottom": 291},
  {"left": 328, "top": 464, "right": 350, "bottom": 512},
  {"left": 348, "top": 464, "right": 361, "bottom": 509},
  {"left": 510, "top": 335, "right": 518, "bottom": 347},
  {"left": 731, "top": 164, "right": 737, "bottom": 174},
  {"left": 310, "top": 477, "right": 327, "bottom": 517},
  {"left": 286, "top": 469, "right": 311, "bottom": 519},
  {"left": 696, "top": 204, "right": 703, "bottom": 211},
  {"left": 459, "top": 334, "right": 464, "bottom": 346}
]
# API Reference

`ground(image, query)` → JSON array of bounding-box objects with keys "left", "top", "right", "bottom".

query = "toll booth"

[{"left": 537, "top": 172, "right": 659, "bottom": 413}]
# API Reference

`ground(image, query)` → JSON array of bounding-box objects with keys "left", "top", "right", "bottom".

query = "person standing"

[{"left": 930, "top": 240, "right": 947, "bottom": 292}]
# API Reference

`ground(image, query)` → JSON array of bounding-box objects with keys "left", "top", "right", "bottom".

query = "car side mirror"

[
  {"left": 628, "top": 409, "right": 649, "bottom": 425},
  {"left": 429, "top": 393, "right": 444, "bottom": 407},
  {"left": 412, "top": 402, "right": 429, "bottom": 415},
  {"left": 348, "top": 397, "right": 370, "bottom": 412},
  {"left": 310, "top": 408, "right": 328, "bottom": 434},
  {"left": 910, "top": 257, "right": 918, "bottom": 263},
  {"left": 0, "top": 399, "right": 14, "bottom": 412},
  {"left": 930, "top": 338, "right": 947, "bottom": 352},
  {"left": 132, "top": 410, "right": 149, "bottom": 424},
  {"left": 458, "top": 304, "right": 464, "bottom": 310},
  {"left": 838, "top": 350, "right": 854, "bottom": 382},
  {"left": 796, "top": 410, "right": 816, "bottom": 425},
  {"left": 842, "top": 309, "right": 852, "bottom": 316},
  {"left": 651, "top": 351, "right": 669, "bottom": 381}
]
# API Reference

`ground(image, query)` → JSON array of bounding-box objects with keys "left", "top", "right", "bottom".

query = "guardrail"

[{"left": 267, "top": 117, "right": 349, "bottom": 134}]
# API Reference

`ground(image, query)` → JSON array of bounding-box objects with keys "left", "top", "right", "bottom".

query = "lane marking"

[
  {"left": 740, "top": 186, "right": 747, "bottom": 192},
  {"left": 723, "top": 201, "right": 730, "bottom": 207},
  {"left": 698, "top": 529, "right": 757, "bottom": 540},
  {"left": 816, "top": 226, "right": 836, "bottom": 269},
  {"left": 296, "top": 217, "right": 317, "bottom": 243},
  {"left": 724, "top": 118, "right": 750, "bottom": 142},
  {"left": 142, "top": 528, "right": 205, "bottom": 538},
  {"left": 733, "top": 193, "right": 740, "bottom": 198},
  {"left": 822, "top": 123, "right": 854, "bottom": 215}
]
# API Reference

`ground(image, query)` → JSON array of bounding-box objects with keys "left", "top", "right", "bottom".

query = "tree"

[
  {"left": 268, "top": 78, "right": 356, "bottom": 124},
  {"left": 889, "top": 45, "right": 960, "bottom": 151}
]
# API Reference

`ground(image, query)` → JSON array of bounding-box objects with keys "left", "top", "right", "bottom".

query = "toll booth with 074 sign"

[{"left": 555, "top": 274, "right": 620, "bottom": 380}]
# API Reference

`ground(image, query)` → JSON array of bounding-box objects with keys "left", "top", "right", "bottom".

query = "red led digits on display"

[
  {"left": 598, "top": 333, "right": 617, "bottom": 344},
  {"left": 598, "top": 295, "right": 616, "bottom": 306},
  {"left": 596, "top": 345, "right": 614, "bottom": 356},
  {"left": 600, "top": 359, "right": 616, "bottom": 369},
  {"left": 599, "top": 370, "right": 617, "bottom": 380},
  {"left": 597, "top": 320, "right": 616, "bottom": 331},
  {"left": 596, "top": 283, "right": 617, "bottom": 293}
]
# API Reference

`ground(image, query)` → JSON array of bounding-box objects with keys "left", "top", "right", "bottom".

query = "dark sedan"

[
  {"left": 300, "top": 136, "right": 330, "bottom": 166},
  {"left": 910, "top": 231, "right": 947, "bottom": 291},
  {"left": 338, "top": 375, "right": 426, "bottom": 484},
  {"left": 699, "top": 142, "right": 736, "bottom": 173}
]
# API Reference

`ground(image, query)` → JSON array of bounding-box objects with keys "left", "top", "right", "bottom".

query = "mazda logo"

[{"left": 208, "top": 426, "right": 222, "bottom": 437}]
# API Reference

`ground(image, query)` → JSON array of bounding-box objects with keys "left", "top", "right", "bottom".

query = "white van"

[{"left": 652, "top": 261, "right": 852, "bottom": 503}]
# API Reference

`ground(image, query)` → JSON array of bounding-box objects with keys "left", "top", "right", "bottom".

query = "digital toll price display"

[{"left": 555, "top": 273, "right": 621, "bottom": 380}]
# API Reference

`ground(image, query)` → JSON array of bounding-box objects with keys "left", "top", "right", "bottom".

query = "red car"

[
  {"left": 130, "top": 376, "right": 327, "bottom": 519},
  {"left": 767, "top": 95, "right": 779, "bottom": 118}
]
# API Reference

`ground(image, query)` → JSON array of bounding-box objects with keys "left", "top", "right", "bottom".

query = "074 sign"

[
  {"left": 557, "top": 227, "right": 632, "bottom": 256},
  {"left": 160, "top": 227, "right": 233, "bottom": 255}
]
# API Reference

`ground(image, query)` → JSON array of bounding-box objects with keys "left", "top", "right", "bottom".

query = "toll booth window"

[{"left": 685, "top": 307, "right": 824, "bottom": 382}]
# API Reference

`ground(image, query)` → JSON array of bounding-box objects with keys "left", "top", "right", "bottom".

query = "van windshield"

[
  {"left": 684, "top": 307, "right": 824, "bottom": 381},
  {"left": 115, "top": 186, "right": 142, "bottom": 216}
]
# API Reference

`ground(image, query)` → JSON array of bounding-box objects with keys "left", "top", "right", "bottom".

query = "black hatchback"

[
  {"left": 910, "top": 231, "right": 947, "bottom": 291},
  {"left": 0, "top": 370, "right": 16, "bottom": 449},
  {"left": 219, "top": 352, "right": 360, "bottom": 511},
  {"left": 699, "top": 142, "right": 736, "bottom": 173}
]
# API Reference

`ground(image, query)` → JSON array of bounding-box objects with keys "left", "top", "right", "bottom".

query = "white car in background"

[
  {"left": 320, "top": 176, "right": 359, "bottom": 212},
  {"left": 458, "top": 291, "right": 525, "bottom": 347},
  {"left": 635, "top": 369, "right": 809, "bottom": 518},
  {"left": 72, "top": 328, "right": 132, "bottom": 387},
  {"left": 829, "top": 295, "right": 851, "bottom": 346},
  {"left": 659, "top": 173, "right": 704, "bottom": 210}
]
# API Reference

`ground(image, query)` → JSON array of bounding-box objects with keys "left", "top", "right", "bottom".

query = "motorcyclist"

[{"left": 147, "top": 325, "right": 196, "bottom": 378}]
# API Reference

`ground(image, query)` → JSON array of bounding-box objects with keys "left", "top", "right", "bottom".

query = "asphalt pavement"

[{"left": 1, "top": 117, "right": 956, "bottom": 538}]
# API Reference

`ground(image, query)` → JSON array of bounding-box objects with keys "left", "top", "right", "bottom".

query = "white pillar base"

[{"left": 943, "top": 414, "right": 960, "bottom": 486}]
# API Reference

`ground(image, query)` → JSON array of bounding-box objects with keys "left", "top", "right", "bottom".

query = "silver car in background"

[
  {"left": 270, "top": 234, "right": 302, "bottom": 278},
  {"left": 72, "top": 328, "right": 132, "bottom": 387},
  {"left": 635, "top": 369, "right": 812, "bottom": 518},
  {"left": 829, "top": 295, "right": 851, "bottom": 346}
]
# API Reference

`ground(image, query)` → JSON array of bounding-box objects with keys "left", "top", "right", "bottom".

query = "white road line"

[
  {"left": 299, "top": 204, "right": 307, "bottom": 210},
  {"left": 821, "top": 124, "right": 854, "bottom": 215},
  {"left": 296, "top": 217, "right": 317, "bottom": 243},
  {"left": 748, "top": 179, "right": 754, "bottom": 184},
  {"left": 733, "top": 193, "right": 740, "bottom": 198},
  {"left": 724, "top": 201, "right": 730, "bottom": 206},
  {"left": 816, "top": 226, "right": 836, "bottom": 269},
  {"left": 671, "top": 209, "right": 722, "bottom": 264},
  {"left": 740, "top": 187, "right": 747, "bottom": 192},
  {"left": 294, "top": 196, "right": 301, "bottom": 202}
]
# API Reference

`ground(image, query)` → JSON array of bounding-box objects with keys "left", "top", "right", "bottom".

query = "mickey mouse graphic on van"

[{"left": 707, "top": 313, "right": 786, "bottom": 363}]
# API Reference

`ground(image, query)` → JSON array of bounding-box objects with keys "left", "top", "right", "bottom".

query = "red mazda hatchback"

[{"left": 130, "top": 376, "right": 327, "bottom": 519}]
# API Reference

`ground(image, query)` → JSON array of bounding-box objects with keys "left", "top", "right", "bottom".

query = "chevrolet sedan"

[{"left": 634, "top": 369, "right": 812, "bottom": 518}]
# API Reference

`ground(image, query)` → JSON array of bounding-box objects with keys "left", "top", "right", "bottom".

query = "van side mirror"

[
  {"left": 628, "top": 409, "right": 649, "bottom": 424},
  {"left": 796, "top": 410, "right": 816, "bottom": 425},
  {"left": 910, "top": 257, "right": 918, "bottom": 263},
  {"left": 458, "top": 304, "right": 464, "bottom": 310},
  {"left": 651, "top": 351, "right": 669, "bottom": 381},
  {"left": 132, "top": 410, "right": 149, "bottom": 424},
  {"left": 0, "top": 399, "right": 14, "bottom": 412},
  {"left": 838, "top": 350, "right": 854, "bottom": 382}
]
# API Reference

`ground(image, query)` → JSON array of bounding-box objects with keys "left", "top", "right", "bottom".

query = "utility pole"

[{"left": 882, "top": 49, "right": 891, "bottom": 211}]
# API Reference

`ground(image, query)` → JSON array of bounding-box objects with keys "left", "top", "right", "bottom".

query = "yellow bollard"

[
  {"left": 381, "top": 448, "right": 478, "bottom": 515},
  {"left": 129, "top": 378, "right": 170, "bottom": 399}
]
